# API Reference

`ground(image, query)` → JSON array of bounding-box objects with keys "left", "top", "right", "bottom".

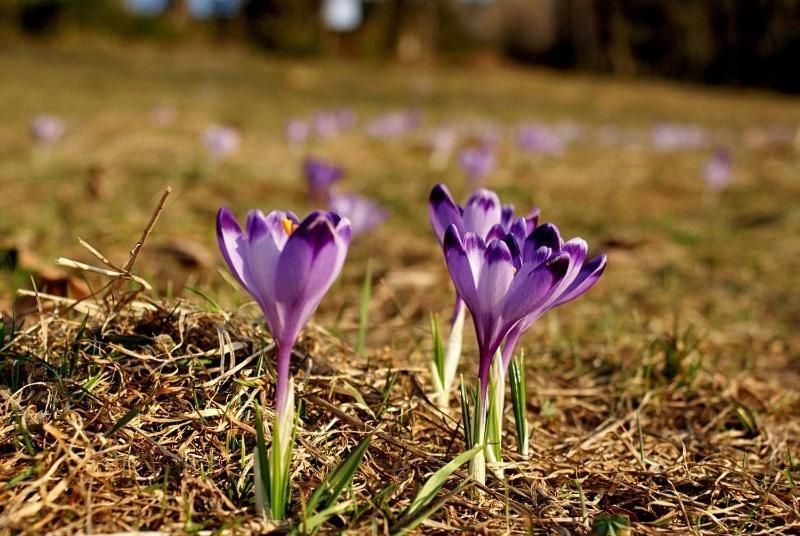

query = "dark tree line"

[{"left": 2, "top": 0, "right": 799, "bottom": 92}]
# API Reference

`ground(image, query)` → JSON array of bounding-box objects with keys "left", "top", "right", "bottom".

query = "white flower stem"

[
  {"left": 436, "top": 304, "right": 466, "bottom": 412},
  {"left": 268, "top": 377, "right": 295, "bottom": 520},
  {"left": 486, "top": 351, "right": 505, "bottom": 479},
  {"left": 468, "top": 403, "right": 487, "bottom": 486}
]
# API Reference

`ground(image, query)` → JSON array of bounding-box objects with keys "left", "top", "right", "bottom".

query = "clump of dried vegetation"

[{"left": 1, "top": 190, "right": 798, "bottom": 535}]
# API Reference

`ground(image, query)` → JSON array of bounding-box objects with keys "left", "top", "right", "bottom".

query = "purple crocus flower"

[
  {"left": 499, "top": 222, "right": 606, "bottom": 371},
  {"left": 704, "top": 148, "right": 731, "bottom": 192},
  {"left": 203, "top": 125, "right": 240, "bottom": 161},
  {"left": 517, "top": 124, "right": 565, "bottom": 156},
  {"left": 304, "top": 157, "right": 344, "bottom": 202},
  {"left": 442, "top": 225, "right": 570, "bottom": 410},
  {"left": 216, "top": 208, "right": 351, "bottom": 414},
  {"left": 313, "top": 111, "right": 342, "bottom": 139},
  {"left": 30, "top": 115, "right": 65, "bottom": 144},
  {"left": 428, "top": 184, "right": 540, "bottom": 413},
  {"left": 428, "top": 184, "right": 539, "bottom": 247},
  {"left": 285, "top": 119, "right": 310, "bottom": 144},
  {"left": 458, "top": 145, "right": 496, "bottom": 184},
  {"left": 365, "top": 110, "right": 422, "bottom": 139},
  {"left": 651, "top": 122, "right": 709, "bottom": 151},
  {"left": 329, "top": 192, "right": 388, "bottom": 237}
]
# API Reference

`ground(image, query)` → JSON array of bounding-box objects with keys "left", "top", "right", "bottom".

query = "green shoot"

[
  {"left": 391, "top": 444, "right": 483, "bottom": 533},
  {"left": 355, "top": 261, "right": 372, "bottom": 358},
  {"left": 508, "top": 350, "right": 529, "bottom": 456},
  {"left": 295, "top": 433, "right": 373, "bottom": 534}
]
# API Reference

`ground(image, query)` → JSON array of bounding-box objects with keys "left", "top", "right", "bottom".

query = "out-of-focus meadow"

[
  {"left": 2, "top": 42, "right": 799, "bottom": 360},
  {"left": 1, "top": 34, "right": 800, "bottom": 533}
]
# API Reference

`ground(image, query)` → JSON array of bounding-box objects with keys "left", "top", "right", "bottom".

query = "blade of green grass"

[
  {"left": 401, "top": 444, "right": 483, "bottom": 521},
  {"left": 104, "top": 405, "right": 143, "bottom": 438},
  {"left": 355, "top": 261, "right": 372, "bottom": 358}
]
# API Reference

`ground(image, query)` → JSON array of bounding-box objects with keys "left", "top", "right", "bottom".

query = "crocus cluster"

[
  {"left": 428, "top": 185, "right": 538, "bottom": 410},
  {"left": 215, "top": 183, "right": 604, "bottom": 512},
  {"left": 429, "top": 183, "right": 605, "bottom": 483}
]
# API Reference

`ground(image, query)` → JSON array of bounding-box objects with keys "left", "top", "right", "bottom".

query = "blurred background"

[
  {"left": 0, "top": 0, "right": 798, "bottom": 358},
  {"left": 2, "top": 0, "right": 800, "bottom": 91}
]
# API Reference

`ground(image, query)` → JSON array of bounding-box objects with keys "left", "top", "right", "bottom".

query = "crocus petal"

[
  {"left": 501, "top": 205, "right": 515, "bottom": 229},
  {"left": 507, "top": 217, "right": 529, "bottom": 249},
  {"left": 274, "top": 212, "right": 349, "bottom": 343},
  {"left": 524, "top": 208, "right": 541, "bottom": 233},
  {"left": 476, "top": 240, "right": 515, "bottom": 319},
  {"left": 429, "top": 183, "right": 463, "bottom": 244},
  {"left": 501, "top": 253, "right": 569, "bottom": 326},
  {"left": 462, "top": 188, "right": 502, "bottom": 239},
  {"left": 443, "top": 225, "right": 481, "bottom": 311},
  {"left": 523, "top": 222, "right": 563, "bottom": 263},
  {"left": 551, "top": 254, "right": 607, "bottom": 307},
  {"left": 216, "top": 207, "right": 252, "bottom": 291},
  {"left": 244, "top": 210, "right": 288, "bottom": 329}
]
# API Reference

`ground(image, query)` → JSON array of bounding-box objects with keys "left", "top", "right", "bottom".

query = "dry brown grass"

[
  {"left": 1, "top": 288, "right": 798, "bottom": 534},
  {"left": 1, "top": 41, "right": 800, "bottom": 535},
  {"left": 1, "top": 201, "right": 798, "bottom": 534}
]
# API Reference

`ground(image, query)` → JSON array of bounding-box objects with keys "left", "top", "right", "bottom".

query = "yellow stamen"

[{"left": 281, "top": 218, "right": 298, "bottom": 236}]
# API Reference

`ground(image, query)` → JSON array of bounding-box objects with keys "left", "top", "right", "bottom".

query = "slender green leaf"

[
  {"left": 392, "top": 481, "right": 470, "bottom": 535},
  {"left": 300, "top": 500, "right": 354, "bottom": 533},
  {"left": 185, "top": 286, "right": 223, "bottom": 313},
  {"left": 254, "top": 405, "right": 272, "bottom": 514},
  {"left": 104, "top": 405, "right": 143, "bottom": 438},
  {"left": 430, "top": 314, "right": 445, "bottom": 386},
  {"left": 508, "top": 351, "right": 529, "bottom": 455},
  {"left": 592, "top": 513, "right": 631, "bottom": 536},
  {"left": 355, "top": 261, "right": 372, "bottom": 357},
  {"left": 459, "top": 377, "right": 473, "bottom": 449},
  {"left": 402, "top": 444, "right": 483, "bottom": 521},
  {"left": 305, "top": 434, "right": 373, "bottom": 514}
]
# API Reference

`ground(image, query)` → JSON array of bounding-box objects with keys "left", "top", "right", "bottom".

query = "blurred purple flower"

[
  {"left": 651, "top": 122, "right": 709, "bottom": 151},
  {"left": 704, "top": 148, "right": 732, "bottom": 191},
  {"left": 329, "top": 192, "right": 388, "bottom": 236},
  {"left": 458, "top": 144, "right": 496, "bottom": 184},
  {"left": 365, "top": 110, "right": 422, "bottom": 139},
  {"left": 203, "top": 125, "right": 240, "bottom": 161},
  {"left": 429, "top": 128, "right": 458, "bottom": 154},
  {"left": 216, "top": 208, "right": 351, "bottom": 415},
  {"left": 304, "top": 157, "right": 344, "bottom": 202},
  {"left": 30, "top": 115, "right": 65, "bottom": 144},
  {"left": 517, "top": 124, "right": 565, "bottom": 156},
  {"left": 285, "top": 119, "right": 310, "bottom": 144},
  {"left": 499, "top": 222, "right": 606, "bottom": 370},
  {"left": 313, "top": 111, "right": 342, "bottom": 139},
  {"left": 149, "top": 106, "right": 177, "bottom": 127}
]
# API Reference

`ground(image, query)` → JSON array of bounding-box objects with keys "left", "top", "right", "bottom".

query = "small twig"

[
  {"left": 77, "top": 237, "right": 121, "bottom": 272},
  {"left": 123, "top": 186, "right": 172, "bottom": 273},
  {"left": 55, "top": 257, "right": 152, "bottom": 290}
]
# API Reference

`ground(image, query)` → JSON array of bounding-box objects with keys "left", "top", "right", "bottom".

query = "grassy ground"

[{"left": 1, "top": 41, "right": 799, "bottom": 534}]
